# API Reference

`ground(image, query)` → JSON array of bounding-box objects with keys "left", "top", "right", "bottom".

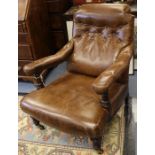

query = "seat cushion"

[{"left": 21, "top": 72, "right": 127, "bottom": 137}]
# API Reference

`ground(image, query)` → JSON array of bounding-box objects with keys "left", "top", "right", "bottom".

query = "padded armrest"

[
  {"left": 92, "top": 44, "right": 133, "bottom": 94},
  {"left": 23, "top": 40, "right": 74, "bottom": 76}
]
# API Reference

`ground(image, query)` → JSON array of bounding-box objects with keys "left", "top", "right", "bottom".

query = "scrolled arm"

[
  {"left": 92, "top": 44, "right": 133, "bottom": 95},
  {"left": 23, "top": 39, "right": 74, "bottom": 76}
]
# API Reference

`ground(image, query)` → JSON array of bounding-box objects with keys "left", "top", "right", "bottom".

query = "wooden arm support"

[
  {"left": 33, "top": 73, "right": 45, "bottom": 89},
  {"left": 100, "top": 91, "right": 111, "bottom": 113}
]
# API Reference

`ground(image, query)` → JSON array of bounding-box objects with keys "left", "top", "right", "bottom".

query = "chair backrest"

[{"left": 67, "top": 4, "right": 134, "bottom": 77}]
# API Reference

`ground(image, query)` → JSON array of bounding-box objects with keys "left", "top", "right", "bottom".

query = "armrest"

[
  {"left": 23, "top": 39, "right": 74, "bottom": 76},
  {"left": 92, "top": 44, "right": 133, "bottom": 94}
]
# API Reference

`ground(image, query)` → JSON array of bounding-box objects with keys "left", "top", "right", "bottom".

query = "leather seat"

[
  {"left": 21, "top": 72, "right": 127, "bottom": 136},
  {"left": 20, "top": 4, "right": 134, "bottom": 152}
]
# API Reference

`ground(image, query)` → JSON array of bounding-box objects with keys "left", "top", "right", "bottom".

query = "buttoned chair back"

[{"left": 68, "top": 4, "right": 134, "bottom": 77}]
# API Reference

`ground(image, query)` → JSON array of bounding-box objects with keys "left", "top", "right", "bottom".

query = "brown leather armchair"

[{"left": 20, "top": 4, "right": 134, "bottom": 153}]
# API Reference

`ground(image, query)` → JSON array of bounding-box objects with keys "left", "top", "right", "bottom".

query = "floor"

[
  {"left": 18, "top": 61, "right": 137, "bottom": 155},
  {"left": 124, "top": 98, "right": 137, "bottom": 155}
]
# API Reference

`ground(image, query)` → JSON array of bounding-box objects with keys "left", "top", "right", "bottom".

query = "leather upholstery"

[
  {"left": 92, "top": 44, "right": 133, "bottom": 94},
  {"left": 24, "top": 39, "right": 74, "bottom": 76},
  {"left": 20, "top": 4, "right": 134, "bottom": 139},
  {"left": 68, "top": 4, "right": 134, "bottom": 76},
  {"left": 21, "top": 72, "right": 127, "bottom": 137}
]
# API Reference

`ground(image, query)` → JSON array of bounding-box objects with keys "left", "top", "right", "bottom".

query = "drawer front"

[
  {"left": 49, "top": 14, "right": 64, "bottom": 30},
  {"left": 18, "top": 22, "right": 27, "bottom": 32},
  {"left": 18, "top": 23, "right": 23, "bottom": 32},
  {"left": 50, "top": 31, "right": 66, "bottom": 50},
  {"left": 18, "top": 45, "right": 33, "bottom": 60},
  {"left": 18, "top": 60, "right": 33, "bottom": 76},
  {"left": 46, "top": 0, "right": 68, "bottom": 13},
  {"left": 18, "top": 33, "right": 30, "bottom": 44}
]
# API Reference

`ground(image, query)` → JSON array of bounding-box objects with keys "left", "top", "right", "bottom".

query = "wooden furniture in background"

[
  {"left": 18, "top": 0, "right": 73, "bottom": 87},
  {"left": 18, "top": 0, "right": 53, "bottom": 86},
  {"left": 44, "top": 0, "right": 72, "bottom": 52},
  {"left": 18, "top": 0, "right": 52, "bottom": 84},
  {"left": 73, "top": 0, "right": 105, "bottom": 5},
  {"left": 18, "top": 0, "right": 73, "bottom": 86}
]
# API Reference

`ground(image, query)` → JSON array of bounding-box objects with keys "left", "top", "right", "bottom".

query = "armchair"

[{"left": 20, "top": 4, "right": 134, "bottom": 153}]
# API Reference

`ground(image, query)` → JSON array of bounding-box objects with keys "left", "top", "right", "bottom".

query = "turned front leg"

[
  {"left": 91, "top": 137, "right": 103, "bottom": 154},
  {"left": 31, "top": 117, "right": 45, "bottom": 130}
]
